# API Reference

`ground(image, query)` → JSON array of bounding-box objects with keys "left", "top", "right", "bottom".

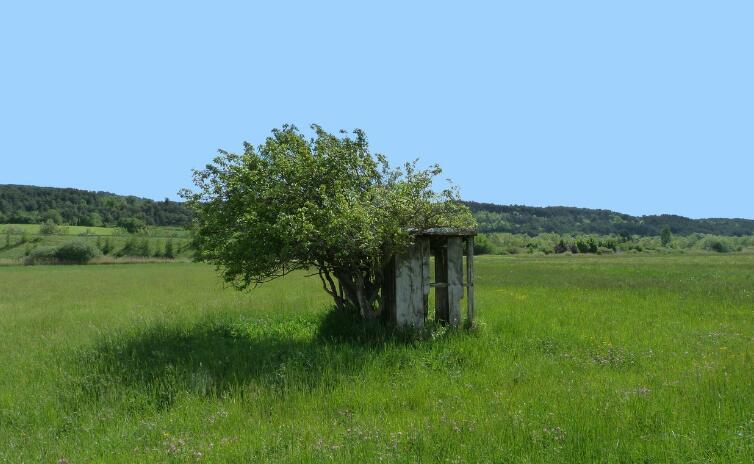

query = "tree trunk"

[{"left": 334, "top": 269, "right": 383, "bottom": 320}]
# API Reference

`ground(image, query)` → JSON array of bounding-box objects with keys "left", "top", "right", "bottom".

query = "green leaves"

[{"left": 182, "top": 124, "right": 476, "bottom": 309}]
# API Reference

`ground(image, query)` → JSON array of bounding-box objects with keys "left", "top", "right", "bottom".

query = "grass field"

[
  {"left": 1, "top": 255, "right": 753, "bottom": 462},
  {"left": 0, "top": 224, "right": 189, "bottom": 237},
  {"left": 0, "top": 224, "right": 192, "bottom": 262}
]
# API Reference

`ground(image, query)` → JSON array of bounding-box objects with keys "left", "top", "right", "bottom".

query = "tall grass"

[{"left": 0, "top": 256, "right": 752, "bottom": 462}]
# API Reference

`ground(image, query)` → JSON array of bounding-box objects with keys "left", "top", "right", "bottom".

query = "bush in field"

[
  {"left": 24, "top": 246, "right": 57, "bottom": 265},
  {"left": 576, "top": 238, "right": 598, "bottom": 253},
  {"left": 597, "top": 246, "right": 615, "bottom": 255},
  {"left": 117, "top": 217, "right": 146, "bottom": 234},
  {"left": 39, "top": 219, "right": 62, "bottom": 235},
  {"left": 599, "top": 239, "right": 617, "bottom": 251},
  {"left": 53, "top": 241, "right": 101, "bottom": 264},
  {"left": 164, "top": 239, "right": 175, "bottom": 259},
  {"left": 117, "top": 237, "right": 138, "bottom": 257},
  {"left": 554, "top": 240, "right": 569, "bottom": 254},
  {"left": 138, "top": 238, "right": 150, "bottom": 257},
  {"left": 702, "top": 237, "right": 732, "bottom": 253},
  {"left": 101, "top": 238, "right": 113, "bottom": 255},
  {"left": 661, "top": 226, "right": 672, "bottom": 247}
]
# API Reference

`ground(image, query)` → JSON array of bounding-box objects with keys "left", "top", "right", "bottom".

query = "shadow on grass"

[{"left": 63, "top": 308, "right": 468, "bottom": 410}]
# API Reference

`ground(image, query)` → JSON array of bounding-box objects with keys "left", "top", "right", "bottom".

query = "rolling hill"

[{"left": 2, "top": 184, "right": 753, "bottom": 236}]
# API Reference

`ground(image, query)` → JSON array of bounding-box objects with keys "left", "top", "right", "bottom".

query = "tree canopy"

[{"left": 181, "top": 124, "right": 475, "bottom": 319}]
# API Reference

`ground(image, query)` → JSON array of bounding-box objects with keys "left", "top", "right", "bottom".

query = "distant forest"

[
  {"left": 2, "top": 185, "right": 753, "bottom": 236},
  {"left": 0, "top": 185, "right": 191, "bottom": 227},
  {"left": 466, "top": 201, "right": 754, "bottom": 237}
]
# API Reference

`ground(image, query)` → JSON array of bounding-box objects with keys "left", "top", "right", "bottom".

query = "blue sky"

[{"left": 1, "top": 2, "right": 752, "bottom": 219}]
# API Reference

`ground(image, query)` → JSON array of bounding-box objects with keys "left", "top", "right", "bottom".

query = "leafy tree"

[
  {"left": 138, "top": 238, "right": 150, "bottom": 257},
  {"left": 660, "top": 225, "right": 672, "bottom": 247},
  {"left": 102, "top": 238, "right": 113, "bottom": 255},
  {"left": 54, "top": 240, "right": 101, "bottom": 264},
  {"left": 474, "top": 235, "right": 495, "bottom": 255},
  {"left": 164, "top": 239, "right": 175, "bottom": 259},
  {"left": 82, "top": 212, "right": 104, "bottom": 227},
  {"left": 153, "top": 241, "right": 164, "bottom": 258},
  {"left": 118, "top": 217, "right": 146, "bottom": 234},
  {"left": 182, "top": 124, "right": 475, "bottom": 320},
  {"left": 42, "top": 209, "right": 63, "bottom": 224},
  {"left": 117, "top": 237, "right": 138, "bottom": 257}
]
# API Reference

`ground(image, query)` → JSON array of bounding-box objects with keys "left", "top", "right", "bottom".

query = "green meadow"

[
  {"left": 0, "top": 225, "right": 191, "bottom": 263},
  {"left": 0, "top": 223, "right": 189, "bottom": 237},
  {"left": 1, "top": 255, "right": 753, "bottom": 462}
]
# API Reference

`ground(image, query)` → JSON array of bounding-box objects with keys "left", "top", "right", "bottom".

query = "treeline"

[
  {"left": 476, "top": 232, "right": 754, "bottom": 256},
  {"left": 465, "top": 202, "right": 754, "bottom": 237},
  {"left": 3, "top": 185, "right": 753, "bottom": 238},
  {"left": 0, "top": 185, "right": 191, "bottom": 227}
]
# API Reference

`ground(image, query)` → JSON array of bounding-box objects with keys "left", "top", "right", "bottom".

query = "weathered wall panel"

[
  {"left": 434, "top": 245, "right": 449, "bottom": 323},
  {"left": 466, "top": 236, "right": 475, "bottom": 326},
  {"left": 420, "top": 238, "right": 430, "bottom": 321},
  {"left": 447, "top": 237, "right": 464, "bottom": 327},
  {"left": 395, "top": 241, "right": 425, "bottom": 328}
]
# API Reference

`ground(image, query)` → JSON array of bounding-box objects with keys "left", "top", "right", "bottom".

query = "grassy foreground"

[{"left": 0, "top": 255, "right": 752, "bottom": 462}]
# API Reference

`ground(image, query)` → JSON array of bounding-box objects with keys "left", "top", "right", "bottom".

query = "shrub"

[
  {"left": 116, "top": 237, "right": 138, "bottom": 257},
  {"left": 138, "top": 238, "right": 150, "bottom": 257},
  {"left": 117, "top": 217, "right": 146, "bottom": 234},
  {"left": 39, "top": 219, "right": 62, "bottom": 235},
  {"left": 660, "top": 226, "right": 672, "bottom": 247},
  {"left": 53, "top": 241, "right": 101, "bottom": 264},
  {"left": 153, "top": 241, "right": 164, "bottom": 258},
  {"left": 576, "top": 240, "right": 589, "bottom": 253},
  {"left": 597, "top": 246, "right": 615, "bottom": 255},
  {"left": 101, "top": 238, "right": 113, "bottom": 255},
  {"left": 164, "top": 239, "right": 175, "bottom": 259},
  {"left": 473, "top": 235, "right": 495, "bottom": 255},
  {"left": 554, "top": 240, "right": 569, "bottom": 254},
  {"left": 599, "top": 239, "right": 617, "bottom": 251},
  {"left": 703, "top": 238, "right": 731, "bottom": 253},
  {"left": 24, "top": 246, "right": 57, "bottom": 265}
]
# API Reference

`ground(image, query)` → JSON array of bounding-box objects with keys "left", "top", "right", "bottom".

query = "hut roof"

[{"left": 408, "top": 227, "right": 477, "bottom": 237}]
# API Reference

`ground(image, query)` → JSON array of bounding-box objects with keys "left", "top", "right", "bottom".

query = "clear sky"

[{"left": 1, "top": 2, "right": 752, "bottom": 219}]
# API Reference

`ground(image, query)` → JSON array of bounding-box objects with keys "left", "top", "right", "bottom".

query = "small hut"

[{"left": 382, "top": 228, "right": 476, "bottom": 328}]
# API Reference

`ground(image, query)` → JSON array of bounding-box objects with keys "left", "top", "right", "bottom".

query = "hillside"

[
  {"left": 0, "top": 184, "right": 191, "bottom": 227},
  {"left": 466, "top": 201, "right": 754, "bottom": 237},
  {"left": 2, "top": 184, "right": 753, "bottom": 237}
]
